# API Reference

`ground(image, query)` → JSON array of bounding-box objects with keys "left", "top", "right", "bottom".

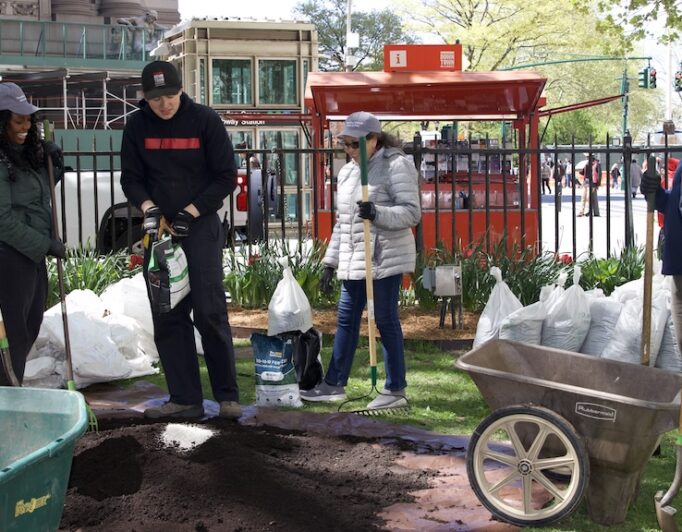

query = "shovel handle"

[
  {"left": 359, "top": 138, "right": 378, "bottom": 383},
  {"left": 641, "top": 156, "right": 658, "bottom": 367}
]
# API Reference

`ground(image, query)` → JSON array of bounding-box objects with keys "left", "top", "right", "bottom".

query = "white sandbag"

[
  {"left": 601, "top": 291, "right": 668, "bottom": 366},
  {"left": 23, "top": 356, "right": 56, "bottom": 381},
  {"left": 41, "top": 293, "right": 133, "bottom": 388},
  {"left": 655, "top": 315, "right": 682, "bottom": 372},
  {"left": 579, "top": 298, "right": 623, "bottom": 356},
  {"left": 541, "top": 266, "right": 591, "bottom": 352},
  {"left": 473, "top": 267, "right": 523, "bottom": 348},
  {"left": 539, "top": 272, "right": 568, "bottom": 310},
  {"left": 498, "top": 301, "right": 547, "bottom": 346},
  {"left": 267, "top": 260, "right": 313, "bottom": 336},
  {"left": 101, "top": 273, "right": 154, "bottom": 335},
  {"left": 102, "top": 313, "right": 158, "bottom": 362}
]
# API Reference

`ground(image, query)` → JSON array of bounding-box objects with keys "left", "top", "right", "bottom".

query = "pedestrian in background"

[
  {"left": 631, "top": 158, "right": 642, "bottom": 198},
  {"left": 0, "top": 82, "right": 65, "bottom": 385},
  {"left": 300, "top": 111, "right": 421, "bottom": 411},
  {"left": 121, "top": 60, "right": 241, "bottom": 420},
  {"left": 541, "top": 159, "right": 552, "bottom": 195},
  {"left": 610, "top": 162, "right": 621, "bottom": 189}
]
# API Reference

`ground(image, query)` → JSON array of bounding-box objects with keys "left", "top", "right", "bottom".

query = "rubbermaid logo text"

[
  {"left": 15, "top": 494, "right": 51, "bottom": 517},
  {"left": 575, "top": 402, "right": 617, "bottom": 422}
]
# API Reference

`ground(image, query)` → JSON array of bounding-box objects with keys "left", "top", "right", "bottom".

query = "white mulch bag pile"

[
  {"left": 473, "top": 267, "right": 522, "bottom": 348},
  {"left": 24, "top": 277, "right": 159, "bottom": 389},
  {"left": 541, "top": 267, "right": 591, "bottom": 352},
  {"left": 471, "top": 261, "right": 682, "bottom": 372}
]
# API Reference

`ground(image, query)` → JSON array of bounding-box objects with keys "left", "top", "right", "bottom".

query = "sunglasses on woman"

[{"left": 340, "top": 134, "right": 375, "bottom": 150}]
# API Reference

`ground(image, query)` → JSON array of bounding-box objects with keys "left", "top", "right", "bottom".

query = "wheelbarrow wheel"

[{"left": 467, "top": 404, "right": 589, "bottom": 527}]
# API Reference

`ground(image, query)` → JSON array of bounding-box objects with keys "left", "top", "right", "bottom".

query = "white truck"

[{"left": 55, "top": 168, "right": 265, "bottom": 252}]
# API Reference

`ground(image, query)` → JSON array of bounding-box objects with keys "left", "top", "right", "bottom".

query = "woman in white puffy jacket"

[{"left": 300, "top": 112, "right": 421, "bottom": 410}]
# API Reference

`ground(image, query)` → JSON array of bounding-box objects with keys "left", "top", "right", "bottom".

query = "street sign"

[{"left": 383, "top": 44, "right": 463, "bottom": 72}]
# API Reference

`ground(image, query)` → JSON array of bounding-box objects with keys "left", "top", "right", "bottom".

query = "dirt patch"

[
  {"left": 59, "top": 419, "right": 436, "bottom": 532},
  {"left": 229, "top": 305, "right": 478, "bottom": 342}
]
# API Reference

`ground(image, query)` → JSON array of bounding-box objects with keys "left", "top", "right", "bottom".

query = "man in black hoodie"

[{"left": 121, "top": 60, "right": 241, "bottom": 420}]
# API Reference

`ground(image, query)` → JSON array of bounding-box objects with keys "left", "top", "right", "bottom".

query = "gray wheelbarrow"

[{"left": 456, "top": 339, "right": 682, "bottom": 527}]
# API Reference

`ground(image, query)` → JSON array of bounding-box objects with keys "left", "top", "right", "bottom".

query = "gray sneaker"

[
  {"left": 144, "top": 401, "right": 204, "bottom": 420},
  {"left": 219, "top": 401, "right": 242, "bottom": 419},
  {"left": 366, "top": 388, "right": 408, "bottom": 410},
  {"left": 300, "top": 381, "right": 347, "bottom": 402}
]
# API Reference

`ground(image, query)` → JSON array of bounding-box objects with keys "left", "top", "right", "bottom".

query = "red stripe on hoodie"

[{"left": 144, "top": 138, "right": 201, "bottom": 150}]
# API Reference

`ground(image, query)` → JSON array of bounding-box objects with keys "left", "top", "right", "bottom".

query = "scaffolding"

[{"left": 0, "top": 68, "right": 142, "bottom": 130}]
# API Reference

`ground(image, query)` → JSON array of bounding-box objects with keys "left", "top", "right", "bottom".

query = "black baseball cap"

[{"left": 141, "top": 61, "right": 182, "bottom": 100}]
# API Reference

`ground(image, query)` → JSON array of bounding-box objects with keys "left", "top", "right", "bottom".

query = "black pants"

[
  {"left": 145, "top": 214, "right": 238, "bottom": 405},
  {"left": 0, "top": 244, "right": 47, "bottom": 385}
]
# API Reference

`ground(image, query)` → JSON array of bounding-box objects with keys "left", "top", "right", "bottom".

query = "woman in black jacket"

[{"left": 0, "top": 82, "right": 65, "bottom": 385}]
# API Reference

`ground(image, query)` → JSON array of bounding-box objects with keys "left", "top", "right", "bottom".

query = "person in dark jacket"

[
  {"left": 0, "top": 82, "right": 65, "bottom": 385},
  {"left": 120, "top": 61, "right": 241, "bottom": 420},
  {"left": 642, "top": 159, "right": 682, "bottom": 356}
]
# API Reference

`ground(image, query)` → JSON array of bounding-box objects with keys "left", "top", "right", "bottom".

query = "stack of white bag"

[
  {"left": 472, "top": 267, "right": 522, "bottom": 348},
  {"left": 473, "top": 265, "right": 682, "bottom": 373},
  {"left": 596, "top": 276, "right": 676, "bottom": 369},
  {"left": 23, "top": 273, "right": 159, "bottom": 389},
  {"left": 541, "top": 266, "right": 591, "bottom": 352}
]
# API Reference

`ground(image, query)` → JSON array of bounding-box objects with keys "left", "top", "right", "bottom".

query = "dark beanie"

[{"left": 141, "top": 61, "right": 182, "bottom": 99}]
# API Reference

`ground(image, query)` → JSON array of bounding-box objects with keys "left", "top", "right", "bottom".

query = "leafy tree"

[
  {"left": 596, "top": 0, "right": 682, "bottom": 44},
  {"left": 396, "top": 0, "right": 662, "bottom": 138},
  {"left": 293, "top": 0, "right": 416, "bottom": 71}
]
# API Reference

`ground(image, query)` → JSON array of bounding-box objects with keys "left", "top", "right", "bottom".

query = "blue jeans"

[{"left": 325, "top": 274, "right": 407, "bottom": 391}]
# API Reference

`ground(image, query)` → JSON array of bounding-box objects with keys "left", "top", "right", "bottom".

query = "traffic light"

[
  {"left": 675, "top": 71, "right": 682, "bottom": 92},
  {"left": 638, "top": 67, "right": 649, "bottom": 88},
  {"left": 649, "top": 68, "right": 657, "bottom": 89}
]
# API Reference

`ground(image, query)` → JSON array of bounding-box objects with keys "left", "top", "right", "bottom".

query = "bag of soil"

[
  {"left": 655, "top": 314, "right": 682, "bottom": 372},
  {"left": 268, "top": 260, "right": 313, "bottom": 336},
  {"left": 498, "top": 301, "right": 546, "bottom": 346},
  {"left": 473, "top": 267, "right": 522, "bottom": 348},
  {"left": 601, "top": 291, "right": 668, "bottom": 366},
  {"left": 579, "top": 298, "right": 623, "bottom": 356},
  {"left": 540, "top": 266, "right": 591, "bottom": 352},
  {"left": 147, "top": 235, "right": 190, "bottom": 314},
  {"left": 251, "top": 332, "right": 303, "bottom": 407}
]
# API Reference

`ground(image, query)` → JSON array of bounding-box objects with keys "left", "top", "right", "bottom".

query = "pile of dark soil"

[{"left": 59, "top": 419, "right": 435, "bottom": 532}]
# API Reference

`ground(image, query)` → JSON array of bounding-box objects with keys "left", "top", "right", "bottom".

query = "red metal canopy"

[{"left": 304, "top": 70, "right": 547, "bottom": 121}]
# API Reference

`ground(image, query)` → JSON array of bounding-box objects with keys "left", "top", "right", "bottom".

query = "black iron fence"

[{"left": 55, "top": 135, "right": 682, "bottom": 259}]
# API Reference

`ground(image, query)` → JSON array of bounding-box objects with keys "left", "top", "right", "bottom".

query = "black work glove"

[
  {"left": 47, "top": 238, "right": 66, "bottom": 259},
  {"left": 320, "top": 266, "right": 335, "bottom": 295},
  {"left": 356, "top": 200, "right": 376, "bottom": 221},
  {"left": 171, "top": 210, "right": 194, "bottom": 238},
  {"left": 142, "top": 206, "right": 162, "bottom": 235},
  {"left": 640, "top": 169, "right": 661, "bottom": 195},
  {"left": 44, "top": 141, "right": 64, "bottom": 183}
]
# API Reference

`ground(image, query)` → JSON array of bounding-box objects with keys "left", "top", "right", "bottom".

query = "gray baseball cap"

[
  {"left": 340, "top": 111, "right": 382, "bottom": 138},
  {"left": 0, "top": 83, "right": 39, "bottom": 115}
]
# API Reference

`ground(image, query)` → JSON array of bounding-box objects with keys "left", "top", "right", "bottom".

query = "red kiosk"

[{"left": 304, "top": 62, "right": 547, "bottom": 251}]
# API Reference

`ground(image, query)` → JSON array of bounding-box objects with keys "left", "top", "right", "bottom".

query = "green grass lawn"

[{"left": 131, "top": 336, "right": 679, "bottom": 532}]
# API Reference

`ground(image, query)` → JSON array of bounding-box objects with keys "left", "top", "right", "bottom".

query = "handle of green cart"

[
  {"left": 359, "top": 137, "right": 378, "bottom": 387},
  {"left": 641, "top": 156, "right": 657, "bottom": 367}
]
